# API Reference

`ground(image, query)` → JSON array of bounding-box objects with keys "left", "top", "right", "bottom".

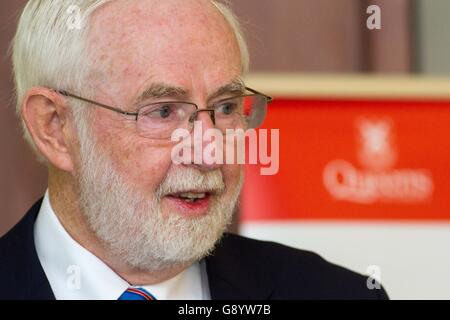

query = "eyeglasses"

[{"left": 55, "top": 87, "right": 272, "bottom": 140}]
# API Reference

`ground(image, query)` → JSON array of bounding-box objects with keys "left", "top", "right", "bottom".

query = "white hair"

[
  {"left": 212, "top": 1, "right": 250, "bottom": 73},
  {"left": 11, "top": 0, "right": 250, "bottom": 159}
]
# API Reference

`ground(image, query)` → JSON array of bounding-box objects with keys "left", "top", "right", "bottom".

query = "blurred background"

[{"left": 1, "top": 0, "right": 450, "bottom": 299}]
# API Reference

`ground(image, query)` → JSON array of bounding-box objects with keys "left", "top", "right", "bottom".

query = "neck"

[{"left": 47, "top": 166, "right": 189, "bottom": 285}]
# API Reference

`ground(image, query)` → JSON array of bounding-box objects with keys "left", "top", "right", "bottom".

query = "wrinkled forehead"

[{"left": 86, "top": 0, "right": 241, "bottom": 93}]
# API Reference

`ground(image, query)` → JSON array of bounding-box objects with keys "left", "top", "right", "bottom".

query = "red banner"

[{"left": 241, "top": 98, "right": 450, "bottom": 221}]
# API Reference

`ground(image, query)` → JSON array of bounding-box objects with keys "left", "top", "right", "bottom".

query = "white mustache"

[{"left": 156, "top": 167, "right": 225, "bottom": 198}]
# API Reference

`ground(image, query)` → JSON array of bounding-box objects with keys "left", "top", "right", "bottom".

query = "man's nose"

[
  {"left": 193, "top": 109, "right": 216, "bottom": 130},
  {"left": 187, "top": 110, "right": 223, "bottom": 171}
]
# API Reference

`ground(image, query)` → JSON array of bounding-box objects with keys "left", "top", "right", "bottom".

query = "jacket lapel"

[
  {"left": 1, "top": 198, "right": 55, "bottom": 300},
  {"left": 205, "top": 233, "right": 276, "bottom": 300}
]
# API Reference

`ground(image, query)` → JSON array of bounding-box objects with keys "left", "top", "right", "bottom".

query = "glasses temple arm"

[
  {"left": 56, "top": 90, "right": 138, "bottom": 118},
  {"left": 244, "top": 87, "right": 273, "bottom": 103}
]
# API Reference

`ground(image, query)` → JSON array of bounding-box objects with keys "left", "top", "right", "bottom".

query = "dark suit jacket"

[{"left": 0, "top": 198, "right": 388, "bottom": 300}]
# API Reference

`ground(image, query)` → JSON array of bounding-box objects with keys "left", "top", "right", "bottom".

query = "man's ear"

[{"left": 21, "top": 87, "right": 76, "bottom": 172}]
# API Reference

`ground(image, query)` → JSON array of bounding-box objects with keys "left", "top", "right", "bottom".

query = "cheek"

[
  {"left": 89, "top": 109, "right": 180, "bottom": 198},
  {"left": 118, "top": 143, "right": 174, "bottom": 192},
  {"left": 222, "top": 164, "right": 243, "bottom": 194},
  {"left": 92, "top": 110, "right": 176, "bottom": 192}
]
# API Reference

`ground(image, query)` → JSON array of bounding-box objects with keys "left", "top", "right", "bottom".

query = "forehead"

[{"left": 86, "top": 0, "right": 241, "bottom": 97}]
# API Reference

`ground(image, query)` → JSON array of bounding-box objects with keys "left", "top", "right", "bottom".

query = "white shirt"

[{"left": 34, "top": 190, "right": 211, "bottom": 300}]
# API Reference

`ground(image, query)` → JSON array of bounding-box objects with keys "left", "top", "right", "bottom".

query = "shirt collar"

[{"left": 34, "top": 190, "right": 209, "bottom": 300}]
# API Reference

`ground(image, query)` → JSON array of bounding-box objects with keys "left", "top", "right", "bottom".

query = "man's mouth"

[
  {"left": 163, "top": 189, "right": 220, "bottom": 217},
  {"left": 167, "top": 191, "right": 210, "bottom": 203}
]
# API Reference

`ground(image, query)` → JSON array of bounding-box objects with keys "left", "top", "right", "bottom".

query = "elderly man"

[{"left": 0, "top": 0, "right": 387, "bottom": 300}]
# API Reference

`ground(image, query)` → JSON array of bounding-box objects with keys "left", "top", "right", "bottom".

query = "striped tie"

[{"left": 118, "top": 287, "right": 157, "bottom": 300}]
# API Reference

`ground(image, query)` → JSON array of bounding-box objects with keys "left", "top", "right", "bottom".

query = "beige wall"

[
  {"left": 0, "top": 0, "right": 47, "bottom": 236},
  {"left": 416, "top": 0, "right": 450, "bottom": 73},
  {"left": 0, "top": 0, "right": 413, "bottom": 236},
  {"left": 229, "top": 0, "right": 412, "bottom": 73}
]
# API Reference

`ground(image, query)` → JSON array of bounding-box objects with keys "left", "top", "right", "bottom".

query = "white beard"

[{"left": 75, "top": 119, "right": 243, "bottom": 273}]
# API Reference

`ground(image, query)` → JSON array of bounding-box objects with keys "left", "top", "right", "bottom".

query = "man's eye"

[
  {"left": 216, "top": 101, "right": 238, "bottom": 115},
  {"left": 145, "top": 104, "right": 177, "bottom": 119}
]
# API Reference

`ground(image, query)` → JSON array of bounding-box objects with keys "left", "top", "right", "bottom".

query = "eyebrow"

[
  {"left": 134, "top": 83, "right": 188, "bottom": 106},
  {"left": 209, "top": 78, "right": 246, "bottom": 100},
  {"left": 133, "top": 78, "right": 246, "bottom": 107}
]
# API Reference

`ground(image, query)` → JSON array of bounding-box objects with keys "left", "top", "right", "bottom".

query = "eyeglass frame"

[{"left": 54, "top": 87, "right": 273, "bottom": 127}]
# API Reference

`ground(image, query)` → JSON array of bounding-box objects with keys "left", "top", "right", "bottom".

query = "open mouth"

[
  {"left": 163, "top": 190, "right": 215, "bottom": 216},
  {"left": 166, "top": 191, "right": 211, "bottom": 203},
  {"left": 162, "top": 187, "right": 223, "bottom": 216}
]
